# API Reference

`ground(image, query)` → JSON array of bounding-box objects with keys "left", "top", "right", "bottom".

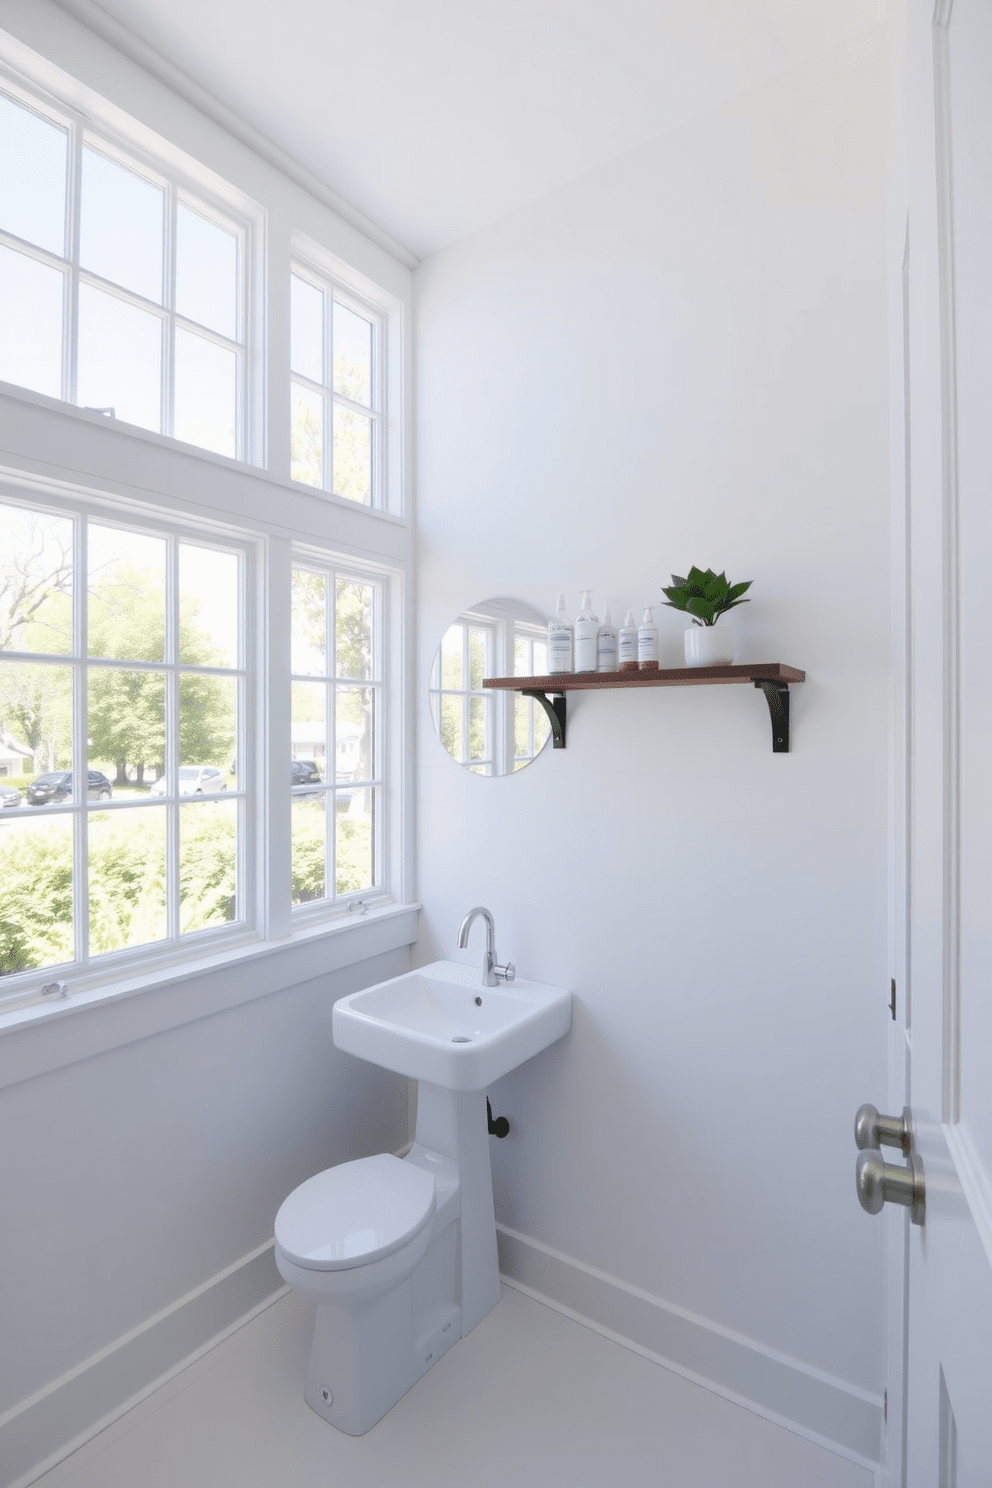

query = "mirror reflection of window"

[{"left": 430, "top": 600, "right": 550, "bottom": 776}]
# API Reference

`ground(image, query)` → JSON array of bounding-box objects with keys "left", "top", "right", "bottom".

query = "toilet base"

[{"left": 304, "top": 1286, "right": 461, "bottom": 1435}]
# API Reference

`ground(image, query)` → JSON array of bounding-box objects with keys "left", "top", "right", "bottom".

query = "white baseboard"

[
  {"left": 496, "top": 1224, "right": 882, "bottom": 1471},
  {"left": 2, "top": 1241, "right": 285, "bottom": 1488}
]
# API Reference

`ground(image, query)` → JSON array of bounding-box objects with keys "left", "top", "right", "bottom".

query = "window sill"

[{"left": 0, "top": 901, "right": 420, "bottom": 1090}]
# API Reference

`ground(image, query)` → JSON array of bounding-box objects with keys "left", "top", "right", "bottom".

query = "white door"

[{"left": 886, "top": 3, "right": 992, "bottom": 1484}]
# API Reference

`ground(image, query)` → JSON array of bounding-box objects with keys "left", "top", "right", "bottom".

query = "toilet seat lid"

[{"left": 274, "top": 1154, "right": 435, "bottom": 1271}]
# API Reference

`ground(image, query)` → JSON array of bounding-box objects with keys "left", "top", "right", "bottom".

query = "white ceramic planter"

[{"left": 684, "top": 624, "right": 734, "bottom": 667}]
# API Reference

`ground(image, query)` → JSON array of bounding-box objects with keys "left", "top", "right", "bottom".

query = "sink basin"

[{"left": 333, "top": 960, "right": 571, "bottom": 1091}]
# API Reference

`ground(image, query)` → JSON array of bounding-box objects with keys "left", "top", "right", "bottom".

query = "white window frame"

[
  {"left": 289, "top": 555, "right": 389, "bottom": 918},
  {"left": 290, "top": 235, "right": 406, "bottom": 518},
  {"left": 0, "top": 67, "right": 258, "bottom": 464}
]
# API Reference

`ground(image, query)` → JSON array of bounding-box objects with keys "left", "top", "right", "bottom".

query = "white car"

[{"left": 149, "top": 766, "right": 228, "bottom": 796}]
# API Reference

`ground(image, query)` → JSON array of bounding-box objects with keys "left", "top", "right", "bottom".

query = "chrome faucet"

[{"left": 457, "top": 906, "right": 516, "bottom": 988}]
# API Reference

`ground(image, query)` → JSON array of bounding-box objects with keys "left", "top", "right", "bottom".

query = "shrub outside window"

[{"left": 0, "top": 84, "right": 248, "bottom": 459}]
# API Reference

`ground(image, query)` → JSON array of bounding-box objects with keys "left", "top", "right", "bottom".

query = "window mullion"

[
  {"left": 72, "top": 515, "right": 89, "bottom": 967},
  {"left": 163, "top": 180, "right": 176, "bottom": 439},
  {"left": 324, "top": 290, "right": 334, "bottom": 497},
  {"left": 66, "top": 120, "right": 82, "bottom": 406},
  {"left": 165, "top": 534, "right": 180, "bottom": 942},
  {"left": 327, "top": 574, "right": 336, "bottom": 902}
]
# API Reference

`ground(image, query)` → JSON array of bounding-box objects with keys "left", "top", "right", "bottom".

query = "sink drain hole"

[{"left": 451, "top": 1035, "right": 472, "bottom": 1043}]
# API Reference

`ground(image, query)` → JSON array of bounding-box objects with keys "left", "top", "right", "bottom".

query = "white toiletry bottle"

[
  {"left": 548, "top": 594, "right": 573, "bottom": 674},
  {"left": 638, "top": 607, "right": 660, "bottom": 669},
  {"left": 573, "top": 590, "right": 599, "bottom": 673},
  {"left": 596, "top": 607, "right": 619, "bottom": 672},
  {"left": 618, "top": 610, "right": 638, "bottom": 670}
]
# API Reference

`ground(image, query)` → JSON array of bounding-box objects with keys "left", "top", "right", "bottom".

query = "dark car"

[
  {"left": 0, "top": 783, "right": 22, "bottom": 808},
  {"left": 27, "top": 770, "right": 113, "bottom": 805},
  {"left": 291, "top": 760, "right": 322, "bottom": 786}
]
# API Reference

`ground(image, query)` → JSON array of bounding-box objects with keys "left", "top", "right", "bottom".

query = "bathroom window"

[
  {"left": 290, "top": 265, "right": 383, "bottom": 505},
  {"left": 0, "top": 83, "right": 251, "bottom": 460},
  {"left": 290, "top": 563, "right": 384, "bottom": 909},
  {"left": 0, "top": 497, "right": 247, "bottom": 983}
]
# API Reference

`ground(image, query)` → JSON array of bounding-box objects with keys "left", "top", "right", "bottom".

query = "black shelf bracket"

[
  {"left": 521, "top": 689, "right": 567, "bottom": 748},
  {"left": 753, "top": 679, "right": 791, "bottom": 753}
]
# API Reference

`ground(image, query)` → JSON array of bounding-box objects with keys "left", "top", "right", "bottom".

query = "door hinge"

[{"left": 889, "top": 979, "right": 896, "bottom": 1021}]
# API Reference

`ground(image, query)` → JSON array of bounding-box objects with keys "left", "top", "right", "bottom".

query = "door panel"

[{"left": 899, "top": 2, "right": 992, "bottom": 1483}]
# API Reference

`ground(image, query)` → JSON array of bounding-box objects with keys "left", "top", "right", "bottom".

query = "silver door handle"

[
  {"left": 854, "top": 1103, "right": 912, "bottom": 1155},
  {"left": 855, "top": 1149, "right": 926, "bottom": 1225}
]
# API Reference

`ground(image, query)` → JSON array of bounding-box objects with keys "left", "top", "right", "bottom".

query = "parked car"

[
  {"left": 0, "top": 783, "right": 23, "bottom": 808},
  {"left": 26, "top": 770, "right": 112, "bottom": 804},
  {"left": 291, "top": 760, "right": 322, "bottom": 786},
  {"left": 149, "top": 765, "right": 228, "bottom": 797}
]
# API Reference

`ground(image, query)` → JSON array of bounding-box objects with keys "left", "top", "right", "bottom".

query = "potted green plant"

[{"left": 661, "top": 567, "right": 752, "bottom": 666}]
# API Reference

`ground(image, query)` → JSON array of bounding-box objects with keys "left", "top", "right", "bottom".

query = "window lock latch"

[{"left": 41, "top": 980, "right": 70, "bottom": 999}]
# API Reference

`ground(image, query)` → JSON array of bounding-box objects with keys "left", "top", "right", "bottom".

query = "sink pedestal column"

[{"left": 413, "top": 1081, "right": 501, "bottom": 1335}]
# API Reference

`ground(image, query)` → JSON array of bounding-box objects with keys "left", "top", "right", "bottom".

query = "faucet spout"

[{"left": 457, "top": 906, "right": 515, "bottom": 988}]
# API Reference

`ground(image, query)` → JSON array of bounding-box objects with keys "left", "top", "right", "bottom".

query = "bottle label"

[
  {"left": 618, "top": 632, "right": 637, "bottom": 664},
  {"left": 548, "top": 623, "right": 572, "bottom": 671},
  {"left": 574, "top": 635, "right": 597, "bottom": 672},
  {"left": 638, "top": 631, "right": 658, "bottom": 662},
  {"left": 597, "top": 633, "right": 618, "bottom": 669}
]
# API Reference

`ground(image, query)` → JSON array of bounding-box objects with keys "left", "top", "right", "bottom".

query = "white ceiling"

[{"left": 58, "top": 0, "right": 883, "bottom": 261}]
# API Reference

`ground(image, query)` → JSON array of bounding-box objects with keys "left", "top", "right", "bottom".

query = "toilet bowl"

[{"left": 275, "top": 1145, "right": 463, "bottom": 1435}]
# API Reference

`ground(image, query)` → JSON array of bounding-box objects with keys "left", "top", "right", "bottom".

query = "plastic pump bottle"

[
  {"left": 596, "top": 607, "right": 619, "bottom": 672},
  {"left": 638, "top": 607, "right": 660, "bottom": 669},
  {"left": 548, "top": 594, "right": 573, "bottom": 674},
  {"left": 618, "top": 610, "right": 638, "bottom": 669},
  {"left": 574, "top": 590, "right": 599, "bottom": 673}
]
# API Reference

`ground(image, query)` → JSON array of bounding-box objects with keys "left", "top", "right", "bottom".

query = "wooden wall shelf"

[{"left": 483, "top": 663, "right": 805, "bottom": 753}]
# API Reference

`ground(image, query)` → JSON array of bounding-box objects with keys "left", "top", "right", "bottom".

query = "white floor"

[{"left": 34, "top": 1285, "right": 874, "bottom": 1488}]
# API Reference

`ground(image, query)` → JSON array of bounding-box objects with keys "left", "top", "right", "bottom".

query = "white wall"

[{"left": 415, "top": 27, "right": 890, "bottom": 1461}]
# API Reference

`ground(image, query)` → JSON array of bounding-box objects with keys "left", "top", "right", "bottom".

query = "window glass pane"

[
  {"left": 0, "top": 246, "right": 63, "bottom": 399},
  {"left": 0, "top": 93, "right": 67, "bottom": 254},
  {"left": 77, "top": 283, "right": 161, "bottom": 431},
  {"left": 174, "top": 328, "right": 236, "bottom": 459},
  {"left": 336, "top": 686, "right": 373, "bottom": 783},
  {"left": 88, "top": 806, "right": 167, "bottom": 953},
  {"left": 533, "top": 639, "right": 547, "bottom": 674},
  {"left": 291, "top": 382, "right": 323, "bottom": 488},
  {"left": 440, "top": 695, "right": 463, "bottom": 761},
  {"left": 88, "top": 668, "right": 165, "bottom": 791},
  {"left": 0, "top": 505, "right": 73, "bottom": 654},
  {"left": 291, "top": 273, "right": 323, "bottom": 383},
  {"left": 79, "top": 146, "right": 163, "bottom": 303},
  {"left": 292, "top": 681, "right": 327, "bottom": 780},
  {"left": 333, "top": 301, "right": 372, "bottom": 406},
  {"left": 0, "top": 814, "right": 73, "bottom": 975},
  {"left": 179, "top": 674, "right": 236, "bottom": 790},
  {"left": 291, "top": 570, "right": 327, "bottom": 675},
  {"left": 470, "top": 696, "right": 489, "bottom": 761},
  {"left": 180, "top": 544, "right": 238, "bottom": 669},
  {"left": 514, "top": 694, "right": 529, "bottom": 758},
  {"left": 337, "top": 787, "right": 373, "bottom": 894},
  {"left": 335, "top": 580, "right": 374, "bottom": 681},
  {"left": 176, "top": 204, "right": 237, "bottom": 340},
  {"left": 292, "top": 794, "right": 327, "bottom": 905},
  {"left": 180, "top": 799, "right": 237, "bottom": 932},
  {"left": 469, "top": 627, "right": 488, "bottom": 690},
  {"left": 0, "top": 660, "right": 72, "bottom": 779},
  {"left": 87, "top": 525, "right": 166, "bottom": 661},
  {"left": 332, "top": 403, "right": 371, "bottom": 504},
  {"left": 440, "top": 625, "right": 463, "bottom": 691}
]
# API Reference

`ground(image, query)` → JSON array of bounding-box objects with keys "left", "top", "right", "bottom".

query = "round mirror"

[{"left": 429, "top": 598, "right": 551, "bottom": 775}]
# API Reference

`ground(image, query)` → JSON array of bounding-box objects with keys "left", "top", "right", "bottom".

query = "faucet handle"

[{"left": 494, "top": 961, "right": 516, "bottom": 984}]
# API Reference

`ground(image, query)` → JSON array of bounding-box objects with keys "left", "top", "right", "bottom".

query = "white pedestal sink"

[{"left": 333, "top": 960, "right": 571, "bottom": 1336}]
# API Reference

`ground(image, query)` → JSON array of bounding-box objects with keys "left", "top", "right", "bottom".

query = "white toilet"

[{"left": 274, "top": 1082, "right": 501, "bottom": 1435}]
